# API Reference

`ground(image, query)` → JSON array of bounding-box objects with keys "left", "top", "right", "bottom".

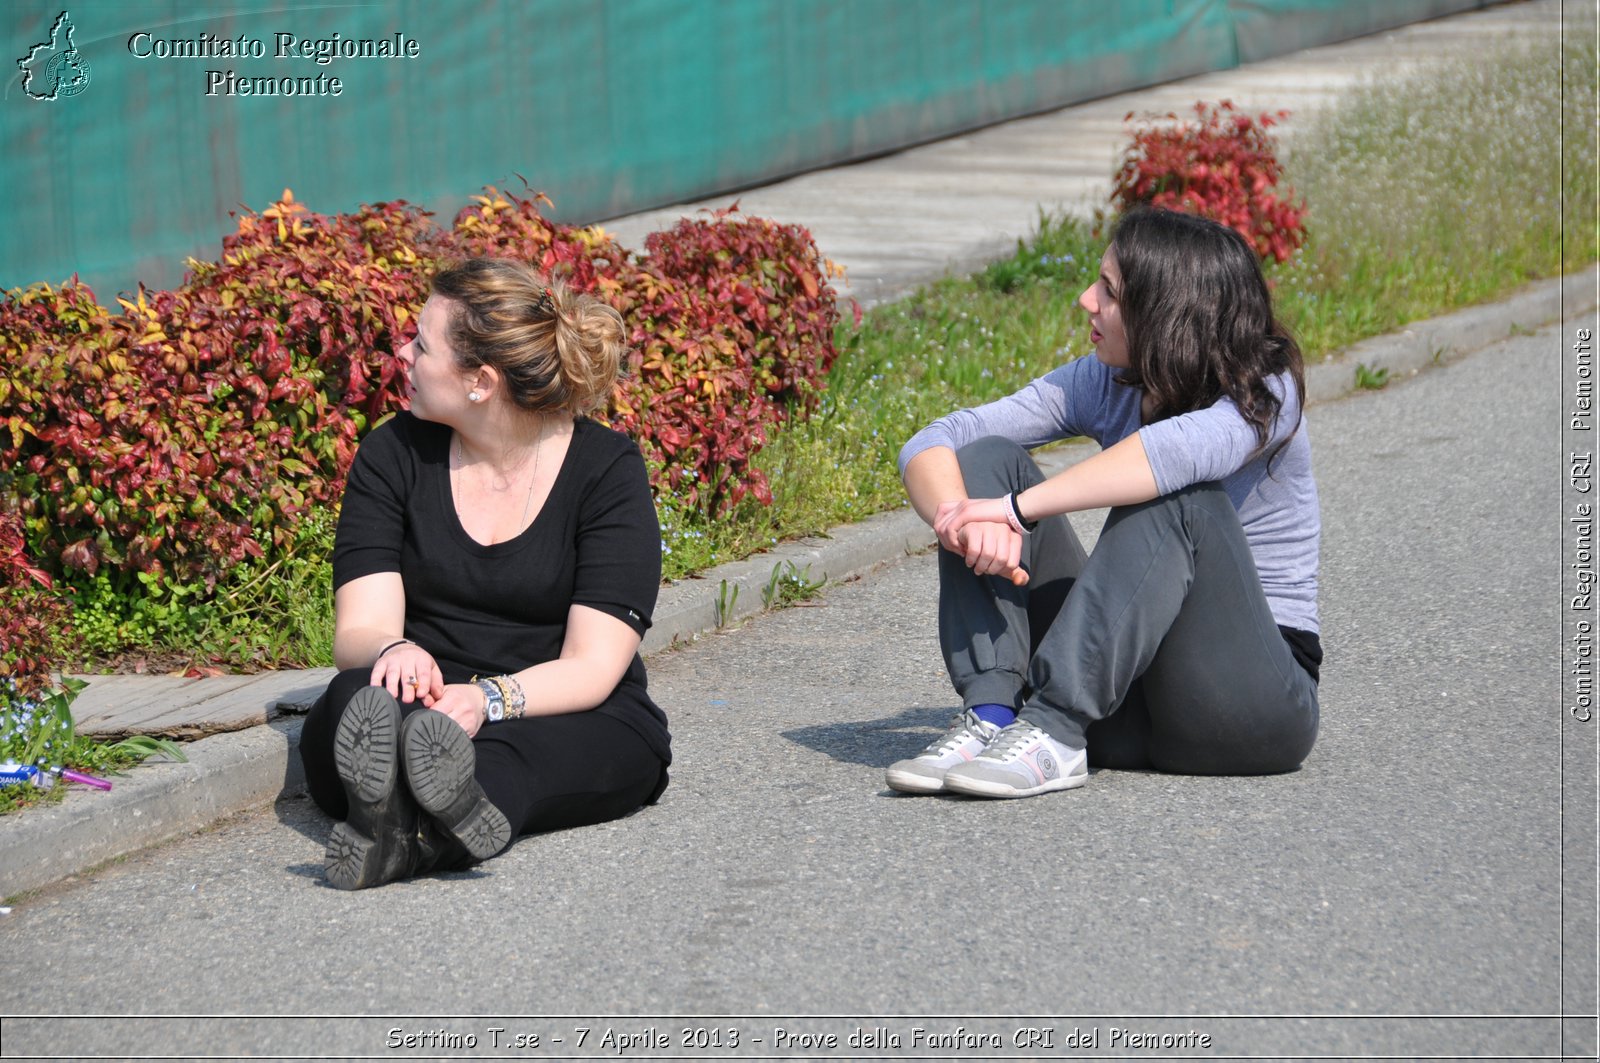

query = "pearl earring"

[{"left": 469, "top": 391, "right": 481, "bottom": 402}]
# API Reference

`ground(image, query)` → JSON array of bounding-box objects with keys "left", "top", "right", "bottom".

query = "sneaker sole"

[
  {"left": 943, "top": 770, "right": 1087, "bottom": 799},
  {"left": 326, "top": 688, "right": 406, "bottom": 890},
  {"left": 885, "top": 766, "right": 949, "bottom": 793},
  {"left": 402, "top": 711, "right": 511, "bottom": 861}
]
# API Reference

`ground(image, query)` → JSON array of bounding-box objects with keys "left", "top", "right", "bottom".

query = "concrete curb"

[
  {"left": 1304, "top": 267, "right": 1598, "bottom": 404},
  {"left": 0, "top": 719, "right": 305, "bottom": 899},
  {"left": 1, "top": 267, "right": 1594, "bottom": 901}
]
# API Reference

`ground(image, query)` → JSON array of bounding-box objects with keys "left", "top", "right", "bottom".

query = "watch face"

[{"left": 478, "top": 680, "right": 504, "bottom": 722}]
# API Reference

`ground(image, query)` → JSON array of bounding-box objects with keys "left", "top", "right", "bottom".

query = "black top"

[
  {"left": 332, "top": 411, "right": 670, "bottom": 763},
  {"left": 1279, "top": 626, "right": 1322, "bottom": 684}
]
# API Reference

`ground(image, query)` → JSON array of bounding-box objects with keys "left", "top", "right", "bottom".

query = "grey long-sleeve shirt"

[{"left": 899, "top": 355, "right": 1320, "bottom": 634}]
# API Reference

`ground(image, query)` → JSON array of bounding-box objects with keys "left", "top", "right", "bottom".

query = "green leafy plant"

[
  {"left": 761, "top": 560, "right": 826, "bottom": 609},
  {"left": 194, "top": 506, "right": 337, "bottom": 668},
  {"left": 713, "top": 579, "right": 739, "bottom": 628},
  {"left": 1354, "top": 363, "right": 1390, "bottom": 390}
]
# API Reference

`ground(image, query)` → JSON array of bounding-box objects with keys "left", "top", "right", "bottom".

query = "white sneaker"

[
  {"left": 885, "top": 710, "right": 1002, "bottom": 793},
  {"left": 942, "top": 721, "right": 1087, "bottom": 798}
]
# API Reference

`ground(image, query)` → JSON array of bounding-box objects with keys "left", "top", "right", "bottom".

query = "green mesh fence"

[{"left": 2, "top": 0, "right": 1485, "bottom": 297}]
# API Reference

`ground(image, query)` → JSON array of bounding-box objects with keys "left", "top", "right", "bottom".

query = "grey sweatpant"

[{"left": 940, "top": 437, "right": 1319, "bottom": 774}]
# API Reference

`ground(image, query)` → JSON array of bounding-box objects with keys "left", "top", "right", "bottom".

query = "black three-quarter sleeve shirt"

[{"left": 331, "top": 411, "right": 671, "bottom": 764}]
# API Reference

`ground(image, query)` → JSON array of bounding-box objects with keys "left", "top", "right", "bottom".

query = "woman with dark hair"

[
  {"left": 887, "top": 208, "right": 1319, "bottom": 798},
  {"left": 299, "top": 258, "right": 670, "bottom": 888}
]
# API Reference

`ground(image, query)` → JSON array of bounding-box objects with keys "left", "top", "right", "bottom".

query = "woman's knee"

[
  {"left": 955, "top": 436, "right": 1041, "bottom": 494},
  {"left": 1107, "top": 480, "right": 1229, "bottom": 527}
]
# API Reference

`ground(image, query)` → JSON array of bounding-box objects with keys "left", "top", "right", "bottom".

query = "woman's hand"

[
  {"left": 427, "top": 684, "right": 489, "bottom": 737},
  {"left": 369, "top": 641, "right": 446, "bottom": 706},
  {"left": 933, "top": 499, "right": 1029, "bottom": 585}
]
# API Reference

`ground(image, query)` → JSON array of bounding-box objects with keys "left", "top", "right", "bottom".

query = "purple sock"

[{"left": 971, "top": 703, "right": 1016, "bottom": 729}]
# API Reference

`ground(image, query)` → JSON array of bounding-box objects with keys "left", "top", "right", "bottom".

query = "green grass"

[
  {"left": 1272, "top": 30, "right": 1596, "bottom": 355},
  {"left": 64, "top": 28, "right": 1597, "bottom": 668}
]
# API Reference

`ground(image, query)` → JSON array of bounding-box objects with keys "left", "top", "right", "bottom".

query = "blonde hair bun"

[{"left": 430, "top": 258, "right": 627, "bottom": 417}]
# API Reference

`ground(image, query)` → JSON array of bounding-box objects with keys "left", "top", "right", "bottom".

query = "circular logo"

[
  {"left": 45, "top": 49, "right": 91, "bottom": 98},
  {"left": 1037, "top": 751, "right": 1057, "bottom": 777}
]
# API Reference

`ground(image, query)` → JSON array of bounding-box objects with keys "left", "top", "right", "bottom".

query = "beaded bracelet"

[{"left": 487, "top": 674, "right": 527, "bottom": 720}]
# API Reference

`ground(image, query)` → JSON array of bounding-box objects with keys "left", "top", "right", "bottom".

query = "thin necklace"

[{"left": 453, "top": 426, "right": 544, "bottom": 534}]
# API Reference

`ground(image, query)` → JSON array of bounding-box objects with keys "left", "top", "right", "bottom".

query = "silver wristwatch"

[{"left": 474, "top": 678, "right": 504, "bottom": 723}]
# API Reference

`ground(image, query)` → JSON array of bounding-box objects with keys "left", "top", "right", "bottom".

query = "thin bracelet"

[
  {"left": 375, "top": 638, "right": 416, "bottom": 661},
  {"left": 1006, "top": 491, "right": 1037, "bottom": 535}
]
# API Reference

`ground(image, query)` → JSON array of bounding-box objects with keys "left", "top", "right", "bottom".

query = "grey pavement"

[
  {"left": 0, "top": 318, "right": 1592, "bottom": 1059},
  {"left": 0, "top": 0, "right": 1595, "bottom": 1056}
]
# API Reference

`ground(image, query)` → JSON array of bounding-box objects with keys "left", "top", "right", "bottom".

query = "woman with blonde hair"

[{"left": 300, "top": 258, "right": 669, "bottom": 889}]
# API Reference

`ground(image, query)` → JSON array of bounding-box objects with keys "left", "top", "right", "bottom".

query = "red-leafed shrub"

[
  {"left": 0, "top": 509, "right": 72, "bottom": 694},
  {"left": 0, "top": 191, "right": 439, "bottom": 593},
  {"left": 610, "top": 261, "right": 781, "bottom": 513},
  {"left": 613, "top": 206, "right": 840, "bottom": 514},
  {"left": 1112, "top": 100, "right": 1307, "bottom": 263},
  {"left": 451, "top": 187, "right": 633, "bottom": 295},
  {"left": 640, "top": 206, "right": 841, "bottom": 413},
  {"left": 1, "top": 182, "right": 840, "bottom": 627},
  {"left": 149, "top": 191, "right": 440, "bottom": 546}
]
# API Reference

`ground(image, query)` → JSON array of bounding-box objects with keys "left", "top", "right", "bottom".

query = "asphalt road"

[{"left": 1, "top": 322, "right": 1593, "bottom": 1059}]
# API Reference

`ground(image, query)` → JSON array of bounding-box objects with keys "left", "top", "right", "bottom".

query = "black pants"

[
  {"left": 300, "top": 668, "right": 668, "bottom": 842},
  {"left": 941, "top": 437, "right": 1319, "bottom": 774}
]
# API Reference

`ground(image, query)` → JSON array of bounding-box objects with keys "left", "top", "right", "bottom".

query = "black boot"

[
  {"left": 324, "top": 687, "right": 422, "bottom": 890},
  {"left": 401, "top": 709, "right": 512, "bottom": 862},
  {"left": 413, "top": 815, "right": 475, "bottom": 874}
]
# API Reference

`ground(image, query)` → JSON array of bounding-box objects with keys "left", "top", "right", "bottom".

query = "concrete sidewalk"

[{"left": 0, "top": 0, "right": 1587, "bottom": 903}]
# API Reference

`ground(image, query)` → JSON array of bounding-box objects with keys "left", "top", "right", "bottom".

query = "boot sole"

[
  {"left": 325, "top": 687, "right": 409, "bottom": 890},
  {"left": 324, "top": 820, "right": 384, "bottom": 891},
  {"left": 402, "top": 711, "right": 511, "bottom": 861},
  {"left": 332, "top": 687, "right": 401, "bottom": 810}
]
